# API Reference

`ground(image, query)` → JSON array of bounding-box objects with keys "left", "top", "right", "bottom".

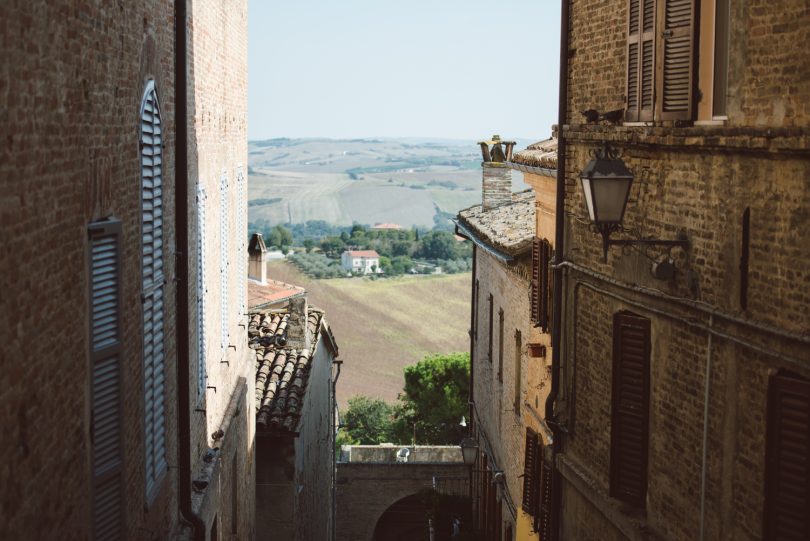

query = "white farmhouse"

[{"left": 340, "top": 250, "right": 382, "bottom": 275}]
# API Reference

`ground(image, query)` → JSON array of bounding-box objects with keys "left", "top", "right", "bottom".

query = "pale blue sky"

[{"left": 248, "top": 0, "right": 560, "bottom": 141}]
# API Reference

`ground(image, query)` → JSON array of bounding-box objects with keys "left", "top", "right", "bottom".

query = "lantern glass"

[
  {"left": 459, "top": 437, "right": 478, "bottom": 465},
  {"left": 588, "top": 176, "right": 633, "bottom": 224}
]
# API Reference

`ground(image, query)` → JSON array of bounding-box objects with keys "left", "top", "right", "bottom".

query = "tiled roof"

[
  {"left": 456, "top": 190, "right": 535, "bottom": 256},
  {"left": 345, "top": 250, "right": 380, "bottom": 258},
  {"left": 371, "top": 223, "right": 403, "bottom": 230},
  {"left": 248, "top": 279, "right": 306, "bottom": 310},
  {"left": 511, "top": 137, "right": 558, "bottom": 169},
  {"left": 249, "top": 308, "right": 324, "bottom": 432}
]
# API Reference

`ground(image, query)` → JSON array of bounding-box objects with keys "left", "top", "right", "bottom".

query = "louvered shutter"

[
  {"left": 488, "top": 294, "right": 494, "bottom": 362},
  {"left": 531, "top": 237, "right": 541, "bottom": 325},
  {"left": 522, "top": 428, "right": 538, "bottom": 513},
  {"left": 236, "top": 169, "right": 246, "bottom": 316},
  {"left": 89, "top": 220, "right": 123, "bottom": 540},
  {"left": 141, "top": 82, "right": 167, "bottom": 499},
  {"left": 540, "top": 240, "right": 551, "bottom": 333},
  {"left": 626, "top": 0, "right": 655, "bottom": 121},
  {"left": 220, "top": 174, "right": 230, "bottom": 350},
  {"left": 610, "top": 311, "right": 651, "bottom": 507},
  {"left": 763, "top": 373, "right": 810, "bottom": 541},
  {"left": 659, "top": 0, "right": 696, "bottom": 120},
  {"left": 546, "top": 247, "right": 555, "bottom": 335},
  {"left": 197, "top": 187, "right": 208, "bottom": 397},
  {"left": 537, "top": 460, "right": 554, "bottom": 540}
]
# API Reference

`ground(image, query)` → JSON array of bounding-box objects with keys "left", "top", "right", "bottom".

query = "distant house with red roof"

[
  {"left": 340, "top": 249, "right": 382, "bottom": 275},
  {"left": 370, "top": 222, "right": 403, "bottom": 231}
]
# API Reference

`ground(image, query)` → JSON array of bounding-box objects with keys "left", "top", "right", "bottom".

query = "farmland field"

[{"left": 265, "top": 260, "right": 471, "bottom": 407}]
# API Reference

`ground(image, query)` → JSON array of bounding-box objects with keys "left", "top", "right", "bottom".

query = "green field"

[{"left": 265, "top": 261, "right": 471, "bottom": 407}]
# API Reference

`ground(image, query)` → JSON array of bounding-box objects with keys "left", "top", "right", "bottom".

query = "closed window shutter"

[
  {"left": 531, "top": 237, "right": 541, "bottom": 325},
  {"left": 537, "top": 460, "right": 554, "bottom": 540},
  {"left": 540, "top": 240, "right": 551, "bottom": 333},
  {"left": 610, "top": 311, "right": 651, "bottom": 507},
  {"left": 220, "top": 174, "right": 229, "bottom": 350},
  {"left": 197, "top": 187, "right": 207, "bottom": 397},
  {"left": 89, "top": 220, "right": 123, "bottom": 540},
  {"left": 141, "top": 82, "right": 167, "bottom": 499},
  {"left": 626, "top": 0, "right": 655, "bottom": 121},
  {"left": 236, "top": 169, "right": 246, "bottom": 316},
  {"left": 522, "top": 428, "right": 537, "bottom": 513},
  {"left": 488, "top": 294, "right": 494, "bottom": 362},
  {"left": 659, "top": 0, "right": 696, "bottom": 120},
  {"left": 546, "top": 247, "right": 555, "bottom": 335},
  {"left": 763, "top": 373, "right": 810, "bottom": 541}
]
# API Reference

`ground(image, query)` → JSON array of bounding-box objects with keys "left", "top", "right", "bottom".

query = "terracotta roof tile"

[
  {"left": 344, "top": 250, "right": 380, "bottom": 258},
  {"left": 456, "top": 190, "right": 536, "bottom": 256},
  {"left": 511, "top": 137, "right": 558, "bottom": 169},
  {"left": 249, "top": 308, "right": 325, "bottom": 432},
  {"left": 248, "top": 279, "right": 306, "bottom": 310}
]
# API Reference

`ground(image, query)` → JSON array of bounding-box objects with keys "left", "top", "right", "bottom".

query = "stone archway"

[{"left": 372, "top": 494, "right": 429, "bottom": 541}]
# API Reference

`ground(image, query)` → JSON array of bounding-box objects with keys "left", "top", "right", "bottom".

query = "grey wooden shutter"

[
  {"left": 763, "top": 372, "right": 810, "bottom": 541},
  {"left": 659, "top": 0, "right": 696, "bottom": 120},
  {"left": 220, "top": 173, "right": 229, "bottom": 350},
  {"left": 89, "top": 220, "right": 123, "bottom": 540},
  {"left": 626, "top": 0, "right": 655, "bottom": 121},
  {"left": 521, "top": 428, "right": 538, "bottom": 513},
  {"left": 487, "top": 293, "right": 494, "bottom": 362},
  {"left": 610, "top": 311, "right": 651, "bottom": 507},
  {"left": 197, "top": 186, "right": 208, "bottom": 397},
  {"left": 236, "top": 168, "right": 246, "bottom": 316},
  {"left": 141, "top": 81, "right": 167, "bottom": 498}
]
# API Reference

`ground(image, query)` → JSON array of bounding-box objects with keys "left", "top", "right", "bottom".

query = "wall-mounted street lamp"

[
  {"left": 580, "top": 144, "right": 689, "bottom": 262},
  {"left": 459, "top": 437, "right": 479, "bottom": 466}
]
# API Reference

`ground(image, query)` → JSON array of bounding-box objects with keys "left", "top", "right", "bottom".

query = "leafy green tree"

[
  {"left": 341, "top": 396, "right": 396, "bottom": 444},
  {"left": 268, "top": 224, "right": 293, "bottom": 249},
  {"left": 418, "top": 231, "right": 458, "bottom": 260},
  {"left": 303, "top": 239, "right": 315, "bottom": 253},
  {"left": 391, "top": 240, "right": 411, "bottom": 257},
  {"left": 320, "top": 236, "right": 345, "bottom": 257},
  {"left": 392, "top": 352, "right": 470, "bottom": 445}
]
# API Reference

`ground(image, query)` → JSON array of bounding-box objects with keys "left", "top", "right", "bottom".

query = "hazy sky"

[{"left": 248, "top": 0, "right": 560, "bottom": 141}]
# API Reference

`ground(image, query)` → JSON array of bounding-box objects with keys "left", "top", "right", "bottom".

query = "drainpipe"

[
  {"left": 699, "top": 316, "right": 713, "bottom": 541},
  {"left": 546, "top": 0, "right": 571, "bottom": 538},
  {"left": 175, "top": 1, "right": 206, "bottom": 539}
]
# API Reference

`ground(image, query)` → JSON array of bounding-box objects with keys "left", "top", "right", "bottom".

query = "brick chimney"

[
  {"left": 248, "top": 232, "right": 267, "bottom": 283},
  {"left": 478, "top": 135, "right": 516, "bottom": 211},
  {"left": 285, "top": 296, "right": 310, "bottom": 352}
]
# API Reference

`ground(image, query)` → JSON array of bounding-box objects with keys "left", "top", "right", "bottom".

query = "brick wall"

[
  {"left": 472, "top": 250, "right": 551, "bottom": 539},
  {"left": 186, "top": 0, "right": 253, "bottom": 538},
  {"left": 558, "top": 0, "right": 810, "bottom": 539},
  {"left": 0, "top": 2, "right": 180, "bottom": 538}
]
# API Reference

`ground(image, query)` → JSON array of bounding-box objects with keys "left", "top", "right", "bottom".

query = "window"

[
  {"left": 610, "top": 311, "right": 651, "bottom": 507},
  {"left": 763, "top": 371, "right": 810, "bottom": 540},
  {"left": 487, "top": 294, "right": 494, "bottom": 363},
  {"left": 625, "top": 0, "right": 731, "bottom": 123},
  {"left": 531, "top": 237, "right": 552, "bottom": 332},
  {"left": 236, "top": 168, "right": 246, "bottom": 316},
  {"left": 474, "top": 279, "right": 480, "bottom": 340},
  {"left": 514, "top": 330, "right": 522, "bottom": 414},
  {"left": 521, "top": 428, "right": 553, "bottom": 538},
  {"left": 197, "top": 186, "right": 208, "bottom": 397},
  {"left": 89, "top": 219, "right": 123, "bottom": 540},
  {"left": 497, "top": 308, "right": 504, "bottom": 382},
  {"left": 220, "top": 173, "right": 229, "bottom": 351},
  {"left": 141, "top": 81, "right": 167, "bottom": 499}
]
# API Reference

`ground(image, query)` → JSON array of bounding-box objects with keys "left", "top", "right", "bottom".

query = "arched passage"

[{"left": 372, "top": 494, "right": 429, "bottom": 541}]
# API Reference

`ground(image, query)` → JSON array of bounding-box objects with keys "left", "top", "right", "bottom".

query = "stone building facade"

[
  {"left": 545, "top": 1, "right": 810, "bottom": 540},
  {"left": 0, "top": 1, "right": 253, "bottom": 539},
  {"left": 457, "top": 144, "right": 552, "bottom": 541}
]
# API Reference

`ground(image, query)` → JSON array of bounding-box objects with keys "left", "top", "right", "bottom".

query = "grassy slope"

[{"left": 265, "top": 261, "right": 470, "bottom": 407}]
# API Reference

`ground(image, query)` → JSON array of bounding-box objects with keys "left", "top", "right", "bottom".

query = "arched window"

[{"left": 140, "top": 80, "right": 167, "bottom": 499}]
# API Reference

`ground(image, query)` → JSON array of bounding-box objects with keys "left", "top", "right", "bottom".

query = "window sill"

[{"left": 694, "top": 119, "right": 727, "bottom": 126}]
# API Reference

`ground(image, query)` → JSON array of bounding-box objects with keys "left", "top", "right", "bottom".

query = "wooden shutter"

[
  {"left": 539, "top": 241, "right": 550, "bottom": 333},
  {"left": 537, "top": 460, "right": 554, "bottom": 540},
  {"left": 220, "top": 173, "right": 230, "bottom": 350},
  {"left": 197, "top": 186, "right": 208, "bottom": 397},
  {"left": 531, "top": 237, "right": 542, "bottom": 326},
  {"left": 89, "top": 220, "right": 123, "bottom": 540},
  {"left": 474, "top": 279, "right": 480, "bottom": 340},
  {"left": 488, "top": 294, "right": 494, "bottom": 363},
  {"left": 610, "top": 311, "right": 651, "bottom": 507},
  {"left": 141, "top": 82, "right": 167, "bottom": 499},
  {"left": 763, "top": 373, "right": 810, "bottom": 541},
  {"left": 546, "top": 246, "right": 554, "bottom": 335},
  {"left": 659, "top": 0, "right": 696, "bottom": 120},
  {"left": 626, "top": 0, "right": 655, "bottom": 121},
  {"left": 522, "top": 428, "right": 538, "bottom": 513},
  {"left": 236, "top": 169, "right": 246, "bottom": 316}
]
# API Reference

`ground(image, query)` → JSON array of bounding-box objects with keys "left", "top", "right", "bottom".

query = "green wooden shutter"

[
  {"left": 610, "top": 311, "right": 651, "bottom": 507},
  {"left": 763, "top": 372, "right": 810, "bottom": 541},
  {"left": 659, "top": 0, "right": 696, "bottom": 120},
  {"left": 89, "top": 219, "right": 123, "bottom": 540}
]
